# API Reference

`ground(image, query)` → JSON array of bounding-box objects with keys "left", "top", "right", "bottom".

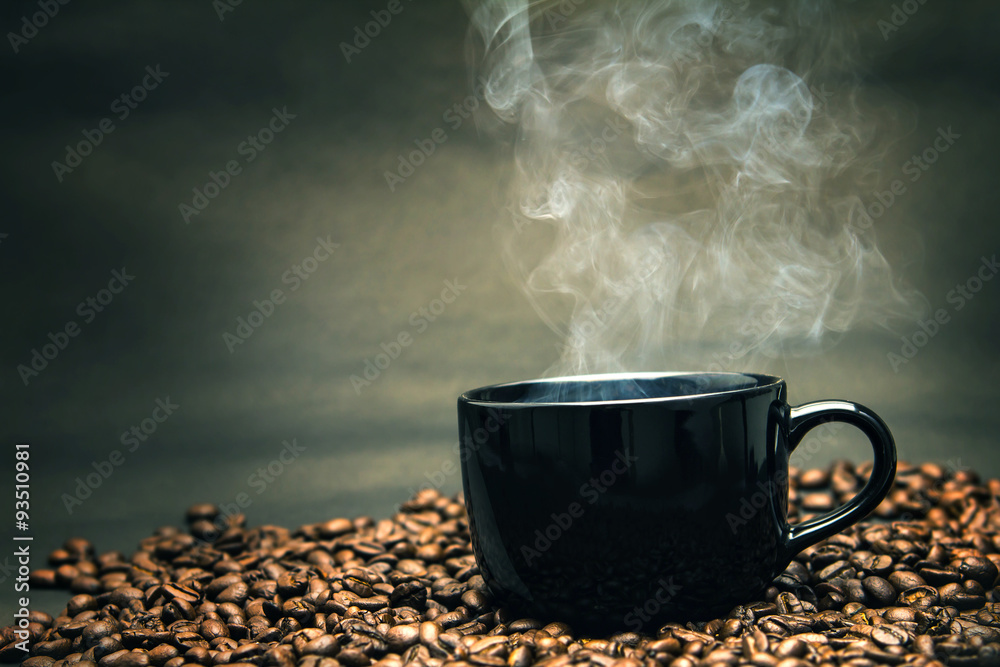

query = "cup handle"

[{"left": 779, "top": 400, "right": 897, "bottom": 565}]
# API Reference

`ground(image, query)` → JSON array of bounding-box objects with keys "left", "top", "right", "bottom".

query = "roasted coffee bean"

[
  {"left": 771, "top": 637, "right": 806, "bottom": 659},
  {"left": 147, "top": 643, "right": 178, "bottom": 665},
  {"left": 869, "top": 624, "right": 909, "bottom": 647},
  {"left": 919, "top": 565, "right": 961, "bottom": 585},
  {"left": 301, "top": 635, "right": 340, "bottom": 657},
  {"left": 801, "top": 493, "right": 834, "bottom": 512},
  {"left": 861, "top": 576, "right": 896, "bottom": 607},
  {"left": 436, "top": 630, "right": 463, "bottom": 650},
  {"left": 277, "top": 570, "right": 310, "bottom": 597},
  {"left": 245, "top": 598, "right": 280, "bottom": 620},
  {"left": 432, "top": 580, "right": 466, "bottom": 605},
  {"left": 385, "top": 623, "right": 420, "bottom": 652},
  {"left": 184, "top": 504, "right": 219, "bottom": 524},
  {"left": 390, "top": 580, "right": 428, "bottom": 609},
  {"left": 275, "top": 616, "right": 302, "bottom": 636},
  {"left": 82, "top": 620, "right": 117, "bottom": 649},
  {"left": 31, "top": 569, "right": 58, "bottom": 587},
  {"left": 508, "top": 645, "right": 532, "bottom": 667},
  {"left": 69, "top": 572, "right": 98, "bottom": 591},
  {"left": 469, "top": 635, "right": 509, "bottom": 655},
  {"left": 214, "top": 582, "right": 248, "bottom": 606},
  {"left": 248, "top": 578, "right": 278, "bottom": 601},
  {"left": 159, "top": 584, "right": 199, "bottom": 604},
  {"left": 887, "top": 570, "right": 924, "bottom": 590},
  {"left": 540, "top": 622, "right": 571, "bottom": 637},
  {"left": 338, "top": 648, "right": 372, "bottom": 667},
  {"left": 56, "top": 564, "right": 81, "bottom": 586},
  {"left": 103, "top": 649, "right": 151, "bottom": 667},
  {"left": 798, "top": 469, "right": 829, "bottom": 489},
  {"left": 203, "top": 574, "right": 241, "bottom": 599},
  {"left": 774, "top": 592, "right": 803, "bottom": 615},
  {"left": 881, "top": 606, "right": 918, "bottom": 623},
  {"left": 845, "top": 579, "right": 868, "bottom": 605},
  {"left": 461, "top": 589, "right": 490, "bottom": 613},
  {"left": 417, "top": 620, "right": 440, "bottom": 646},
  {"left": 355, "top": 594, "right": 390, "bottom": 611},
  {"left": 319, "top": 517, "right": 355, "bottom": 537},
  {"left": 198, "top": 618, "right": 227, "bottom": 641},
  {"left": 899, "top": 585, "right": 940, "bottom": 610},
  {"left": 289, "top": 628, "right": 324, "bottom": 654},
  {"left": 435, "top": 611, "right": 467, "bottom": 629},
  {"left": 953, "top": 556, "right": 999, "bottom": 589},
  {"left": 12, "top": 465, "right": 1000, "bottom": 667},
  {"left": 120, "top": 629, "right": 158, "bottom": 649},
  {"left": 506, "top": 619, "right": 543, "bottom": 633},
  {"left": 281, "top": 597, "right": 314, "bottom": 622},
  {"left": 817, "top": 560, "right": 855, "bottom": 581},
  {"left": 67, "top": 595, "right": 98, "bottom": 617},
  {"left": 938, "top": 582, "right": 985, "bottom": 610},
  {"left": 861, "top": 554, "right": 894, "bottom": 577},
  {"left": 667, "top": 657, "right": 698, "bottom": 667},
  {"left": 28, "top": 609, "right": 53, "bottom": 628},
  {"left": 22, "top": 658, "right": 58, "bottom": 667},
  {"left": 172, "top": 631, "right": 209, "bottom": 651},
  {"left": 455, "top": 620, "right": 487, "bottom": 636},
  {"left": 810, "top": 545, "right": 850, "bottom": 570},
  {"left": 109, "top": 588, "right": 145, "bottom": 609},
  {"left": 33, "top": 639, "right": 72, "bottom": 658},
  {"left": 353, "top": 541, "right": 388, "bottom": 558},
  {"left": 161, "top": 600, "right": 194, "bottom": 625}
]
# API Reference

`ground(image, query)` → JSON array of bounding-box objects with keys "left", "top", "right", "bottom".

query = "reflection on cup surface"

[{"left": 458, "top": 372, "right": 896, "bottom": 630}]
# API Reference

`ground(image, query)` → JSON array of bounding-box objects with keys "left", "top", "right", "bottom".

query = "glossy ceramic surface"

[{"left": 458, "top": 372, "right": 896, "bottom": 629}]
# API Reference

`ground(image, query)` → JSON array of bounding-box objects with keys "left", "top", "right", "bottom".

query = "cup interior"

[{"left": 464, "top": 372, "right": 780, "bottom": 404}]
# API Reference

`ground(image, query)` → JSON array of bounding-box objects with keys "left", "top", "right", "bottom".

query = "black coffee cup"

[{"left": 457, "top": 372, "right": 895, "bottom": 630}]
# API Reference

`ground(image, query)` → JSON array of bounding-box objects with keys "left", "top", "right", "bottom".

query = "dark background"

[{"left": 1, "top": 0, "right": 998, "bottom": 619}]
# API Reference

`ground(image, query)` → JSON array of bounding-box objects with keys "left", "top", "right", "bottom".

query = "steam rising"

[{"left": 464, "top": 0, "right": 924, "bottom": 382}]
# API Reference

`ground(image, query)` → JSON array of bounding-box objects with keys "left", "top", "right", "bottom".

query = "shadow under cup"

[{"left": 458, "top": 372, "right": 896, "bottom": 630}]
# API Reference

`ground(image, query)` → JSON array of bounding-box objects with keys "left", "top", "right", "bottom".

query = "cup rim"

[{"left": 460, "top": 371, "right": 784, "bottom": 407}]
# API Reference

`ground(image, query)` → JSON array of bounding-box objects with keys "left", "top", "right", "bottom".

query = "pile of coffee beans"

[{"left": 3, "top": 460, "right": 999, "bottom": 667}]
